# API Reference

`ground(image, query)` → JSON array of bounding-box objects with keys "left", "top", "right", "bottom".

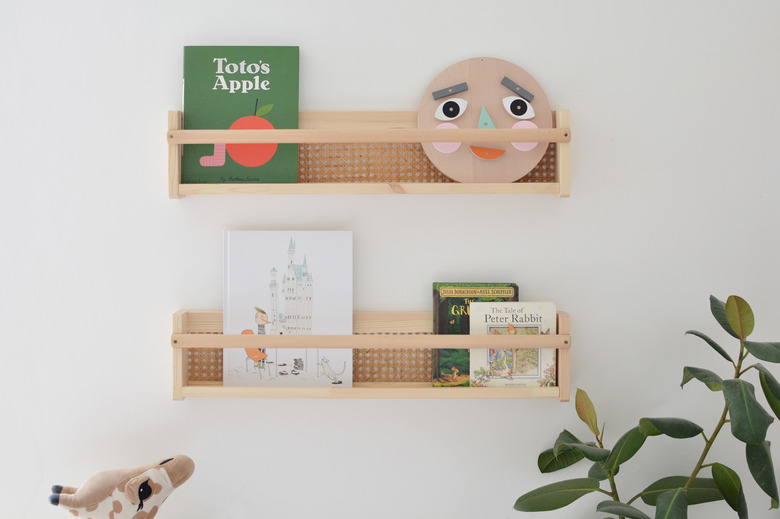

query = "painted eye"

[
  {"left": 137, "top": 480, "right": 152, "bottom": 511},
  {"left": 435, "top": 98, "right": 468, "bottom": 121},
  {"left": 502, "top": 96, "right": 535, "bottom": 119}
]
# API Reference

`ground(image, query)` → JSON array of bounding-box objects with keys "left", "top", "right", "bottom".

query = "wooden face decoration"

[{"left": 418, "top": 57, "right": 552, "bottom": 183}]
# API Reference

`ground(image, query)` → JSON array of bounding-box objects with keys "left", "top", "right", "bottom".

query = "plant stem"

[
  {"left": 684, "top": 339, "right": 746, "bottom": 490},
  {"left": 607, "top": 475, "right": 621, "bottom": 502},
  {"left": 594, "top": 428, "right": 621, "bottom": 502},
  {"left": 684, "top": 404, "right": 729, "bottom": 490}
]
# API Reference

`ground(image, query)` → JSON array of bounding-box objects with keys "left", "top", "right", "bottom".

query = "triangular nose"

[{"left": 478, "top": 107, "right": 496, "bottom": 129}]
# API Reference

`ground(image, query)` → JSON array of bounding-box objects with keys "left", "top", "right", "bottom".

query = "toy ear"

[
  {"left": 125, "top": 475, "right": 155, "bottom": 511},
  {"left": 123, "top": 475, "right": 145, "bottom": 506}
]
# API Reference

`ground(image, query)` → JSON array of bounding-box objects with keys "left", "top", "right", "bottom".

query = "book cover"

[
  {"left": 469, "top": 302, "right": 557, "bottom": 388},
  {"left": 182, "top": 46, "right": 299, "bottom": 184},
  {"left": 223, "top": 231, "right": 353, "bottom": 387},
  {"left": 432, "top": 282, "right": 519, "bottom": 387}
]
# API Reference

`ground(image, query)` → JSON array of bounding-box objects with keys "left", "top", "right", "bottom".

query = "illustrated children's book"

[
  {"left": 182, "top": 46, "right": 299, "bottom": 184},
  {"left": 469, "top": 302, "right": 557, "bottom": 388},
  {"left": 223, "top": 231, "right": 353, "bottom": 387},
  {"left": 432, "top": 282, "right": 518, "bottom": 387}
]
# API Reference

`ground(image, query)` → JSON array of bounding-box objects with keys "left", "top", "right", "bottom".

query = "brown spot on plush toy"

[{"left": 49, "top": 456, "right": 194, "bottom": 519}]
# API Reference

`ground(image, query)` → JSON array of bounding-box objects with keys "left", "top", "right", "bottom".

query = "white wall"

[{"left": 2, "top": 1, "right": 779, "bottom": 518}]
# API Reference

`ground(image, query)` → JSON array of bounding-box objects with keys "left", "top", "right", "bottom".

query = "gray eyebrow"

[
  {"left": 432, "top": 82, "right": 468, "bottom": 100},
  {"left": 501, "top": 77, "right": 534, "bottom": 102}
]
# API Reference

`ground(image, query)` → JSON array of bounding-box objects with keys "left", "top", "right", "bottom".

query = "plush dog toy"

[{"left": 49, "top": 455, "right": 194, "bottom": 519}]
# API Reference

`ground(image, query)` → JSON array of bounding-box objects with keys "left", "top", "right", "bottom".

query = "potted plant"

[{"left": 514, "top": 295, "right": 779, "bottom": 518}]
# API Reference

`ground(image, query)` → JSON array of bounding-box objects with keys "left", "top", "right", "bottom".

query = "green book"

[
  {"left": 182, "top": 46, "right": 299, "bottom": 184},
  {"left": 432, "top": 282, "right": 519, "bottom": 387}
]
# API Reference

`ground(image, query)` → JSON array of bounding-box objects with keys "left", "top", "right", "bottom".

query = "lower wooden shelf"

[{"left": 172, "top": 310, "right": 571, "bottom": 401}]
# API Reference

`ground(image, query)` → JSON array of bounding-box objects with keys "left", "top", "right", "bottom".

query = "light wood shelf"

[
  {"left": 172, "top": 310, "right": 571, "bottom": 401},
  {"left": 167, "top": 109, "right": 571, "bottom": 197}
]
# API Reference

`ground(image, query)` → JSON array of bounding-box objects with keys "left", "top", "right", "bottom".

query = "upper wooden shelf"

[
  {"left": 171, "top": 310, "right": 571, "bottom": 401},
  {"left": 167, "top": 110, "right": 571, "bottom": 197}
]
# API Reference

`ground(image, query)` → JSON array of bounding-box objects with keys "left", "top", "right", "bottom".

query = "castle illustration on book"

[
  {"left": 223, "top": 231, "right": 353, "bottom": 387},
  {"left": 264, "top": 240, "right": 313, "bottom": 336}
]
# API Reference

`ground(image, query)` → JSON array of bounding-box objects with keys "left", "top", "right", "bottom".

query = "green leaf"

[
  {"left": 554, "top": 429, "right": 581, "bottom": 445},
  {"left": 638, "top": 417, "right": 703, "bottom": 439},
  {"left": 537, "top": 447, "right": 584, "bottom": 473},
  {"left": 755, "top": 364, "right": 780, "bottom": 419},
  {"left": 746, "top": 441, "right": 779, "bottom": 505},
  {"left": 255, "top": 103, "right": 274, "bottom": 117},
  {"left": 684, "top": 330, "right": 733, "bottom": 364},
  {"left": 744, "top": 341, "right": 780, "bottom": 363},
  {"left": 603, "top": 427, "right": 646, "bottom": 472},
  {"left": 725, "top": 295, "right": 755, "bottom": 340},
  {"left": 640, "top": 477, "right": 722, "bottom": 505},
  {"left": 711, "top": 295, "right": 740, "bottom": 340},
  {"left": 655, "top": 488, "right": 688, "bottom": 519},
  {"left": 723, "top": 379, "right": 774, "bottom": 444},
  {"left": 554, "top": 442, "right": 610, "bottom": 462},
  {"left": 513, "top": 478, "right": 601, "bottom": 512},
  {"left": 553, "top": 430, "right": 607, "bottom": 462},
  {"left": 596, "top": 500, "right": 652, "bottom": 519},
  {"left": 680, "top": 366, "right": 723, "bottom": 391},
  {"left": 575, "top": 388, "right": 600, "bottom": 437},
  {"left": 711, "top": 462, "right": 747, "bottom": 517},
  {"left": 588, "top": 461, "right": 609, "bottom": 481}
]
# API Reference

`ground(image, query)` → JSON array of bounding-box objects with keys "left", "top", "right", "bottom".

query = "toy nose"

[{"left": 477, "top": 107, "right": 496, "bottom": 129}]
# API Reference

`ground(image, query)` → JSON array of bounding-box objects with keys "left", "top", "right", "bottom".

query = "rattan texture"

[
  {"left": 187, "top": 343, "right": 223, "bottom": 382},
  {"left": 298, "top": 143, "right": 556, "bottom": 183},
  {"left": 185, "top": 334, "right": 433, "bottom": 383},
  {"left": 353, "top": 333, "right": 433, "bottom": 383}
]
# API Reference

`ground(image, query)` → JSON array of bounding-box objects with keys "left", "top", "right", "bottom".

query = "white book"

[
  {"left": 469, "top": 302, "right": 557, "bottom": 388},
  {"left": 223, "top": 231, "right": 353, "bottom": 387}
]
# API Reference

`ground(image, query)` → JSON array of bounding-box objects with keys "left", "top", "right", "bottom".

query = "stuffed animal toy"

[{"left": 49, "top": 455, "right": 194, "bottom": 519}]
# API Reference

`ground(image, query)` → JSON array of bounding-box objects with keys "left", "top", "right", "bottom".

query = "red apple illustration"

[{"left": 225, "top": 101, "right": 278, "bottom": 167}]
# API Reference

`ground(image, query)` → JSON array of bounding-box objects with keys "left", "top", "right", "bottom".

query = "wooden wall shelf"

[
  {"left": 167, "top": 110, "right": 571, "bottom": 198},
  {"left": 171, "top": 310, "right": 571, "bottom": 401}
]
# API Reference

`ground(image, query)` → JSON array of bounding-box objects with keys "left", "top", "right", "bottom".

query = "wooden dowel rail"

[
  {"left": 168, "top": 127, "right": 571, "bottom": 145},
  {"left": 171, "top": 331, "right": 570, "bottom": 350}
]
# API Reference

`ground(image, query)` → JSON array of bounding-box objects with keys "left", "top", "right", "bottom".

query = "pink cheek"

[
  {"left": 433, "top": 122, "right": 461, "bottom": 153},
  {"left": 511, "top": 120, "right": 539, "bottom": 151}
]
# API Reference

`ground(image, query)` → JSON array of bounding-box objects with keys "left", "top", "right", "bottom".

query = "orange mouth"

[{"left": 470, "top": 146, "right": 505, "bottom": 160}]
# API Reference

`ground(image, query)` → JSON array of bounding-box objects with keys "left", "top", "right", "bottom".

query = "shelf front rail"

[
  {"left": 172, "top": 310, "right": 571, "bottom": 401},
  {"left": 167, "top": 110, "right": 571, "bottom": 198}
]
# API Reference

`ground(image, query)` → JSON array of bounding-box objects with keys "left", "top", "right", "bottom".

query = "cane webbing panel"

[
  {"left": 351, "top": 349, "right": 432, "bottom": 383},
  {"left": 184, "top": 335, "right": 433, "bottom": 383},
  {"left": 187, "top": 345, "right": 223, "bottom": 382},
  {"left": 352, "top": 342, "right": 433, "bottom": 383},
  {"left": 298, "top": 142, "right": 556, "bottom": 184}
]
